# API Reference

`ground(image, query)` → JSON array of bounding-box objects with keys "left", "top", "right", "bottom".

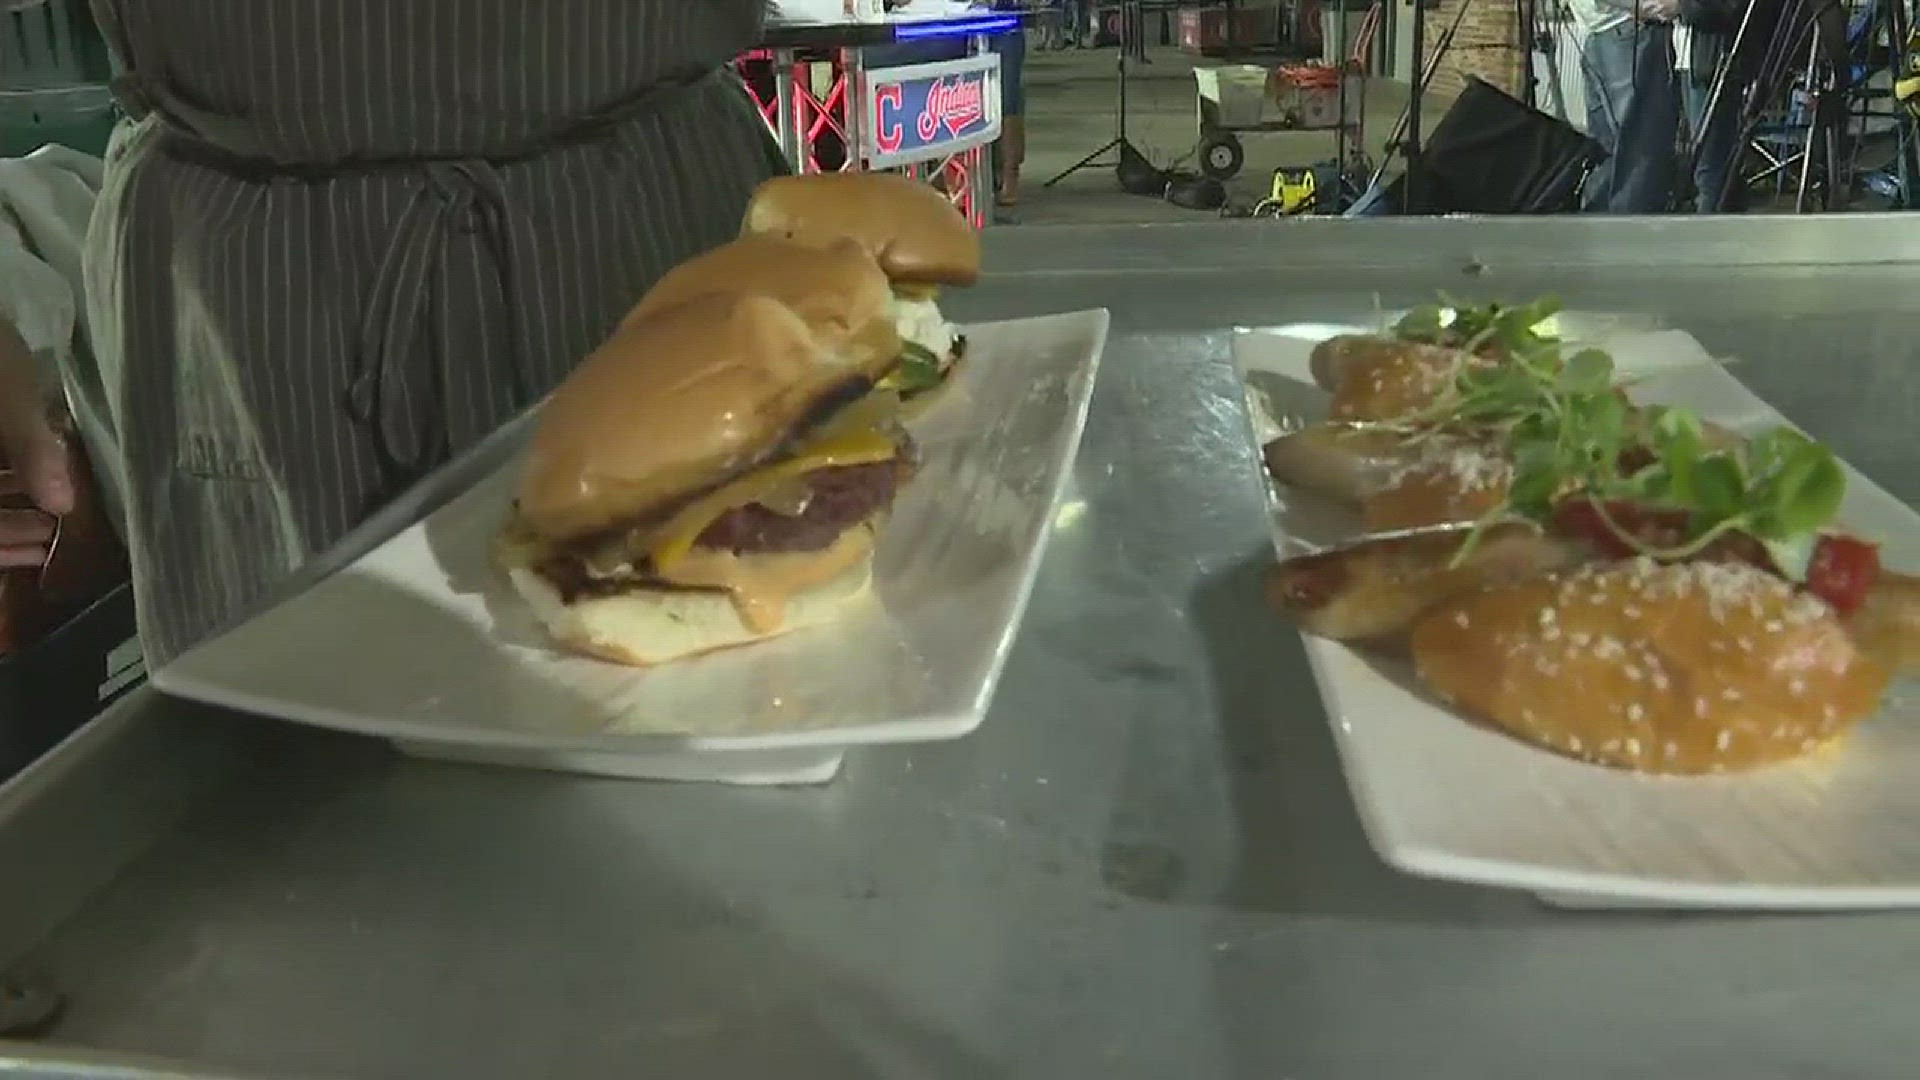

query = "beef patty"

[
  {"left": 533, "top": 432, "right": 916, "bottom": 602},
  {"left": 697, "top": 454, "right": 909, "bottom": 555}
]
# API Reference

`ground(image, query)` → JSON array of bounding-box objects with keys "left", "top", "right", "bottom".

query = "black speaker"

[{"left": 1387, "top": 77, "right": 1605, "bottom": 214}]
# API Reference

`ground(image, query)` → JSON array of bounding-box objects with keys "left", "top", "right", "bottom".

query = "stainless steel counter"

[{"left": 6, "top": 215, "right": 1920, "bottom": 1079}]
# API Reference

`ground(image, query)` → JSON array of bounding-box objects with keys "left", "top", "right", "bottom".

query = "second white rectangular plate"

[
  {"left": 153, "top": 310, "right": 1109, "bottom": 768},
  {"left": 1235, "top": 320, "right": 1920, "bottom": 910}
]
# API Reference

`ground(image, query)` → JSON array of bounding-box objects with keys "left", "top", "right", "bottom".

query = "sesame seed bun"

[
  {"left": 1411, "top": 558, "right": 1890, "bottom": 775},
  {"left": 1309, "top": 334, "right": 1406, "bottom": 392},
  {"left": 1360, "top": 439, "right": 1514, "bottom": 532},
  {"left": 1327, "top": 340, "right": 1486, "bottom": 422}
]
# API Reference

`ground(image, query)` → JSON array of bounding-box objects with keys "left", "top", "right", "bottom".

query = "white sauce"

[{"left": 889, "top": 295, "right": 956, "bottom": 361}]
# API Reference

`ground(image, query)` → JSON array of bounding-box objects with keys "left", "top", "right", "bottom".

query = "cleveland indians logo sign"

[{"left": 875, "top": 72, "right": 990, "bottom": 155}]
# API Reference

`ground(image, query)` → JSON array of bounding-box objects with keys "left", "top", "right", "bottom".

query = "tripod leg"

[
  {"left": 1823, "top": 107, "right": 1843, "bottom": 209},
  {"left": 1044, "top": 138, "right": 1123, "bottom": 187},
  {"left": 1045, "top": 11, "right": 1142, "bottom": 189}
]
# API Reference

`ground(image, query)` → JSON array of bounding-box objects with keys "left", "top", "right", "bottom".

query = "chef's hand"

[
  {"left": 0, "top": 316, "right": 73, "bottom": 568},
  {"left": 1637, "top": 0, "right": 1681, "bottom": 21}
]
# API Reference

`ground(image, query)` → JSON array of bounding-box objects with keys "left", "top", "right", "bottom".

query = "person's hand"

[
  {"left": 1637, "top": 0, "right": 1681, "bottom": 21},
  {"left": 0, "top": 318, "right": 74, "bottom": 569}
]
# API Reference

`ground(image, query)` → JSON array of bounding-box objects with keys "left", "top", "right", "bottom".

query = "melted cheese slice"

[{"left": 648, "top": 428, "right": 897, "bottom": 572}]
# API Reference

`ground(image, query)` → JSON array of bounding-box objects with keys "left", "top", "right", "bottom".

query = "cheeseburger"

[
  {"left": 496, "top": 289, "right": 914, "bottom": 666},
  {"left": 624, "top": 233, "right": 897, "bottom": 339},
  {"left": 742, "top": 172, "right": 979, "bottom": 398}
]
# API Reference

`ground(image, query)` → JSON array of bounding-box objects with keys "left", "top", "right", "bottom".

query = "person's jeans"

[
  {"left": 993, "top": 28, "right": 1026, "bottom": 115},
  {"left": 1580, "top": 22, "right": 1680, "bottom": 213},
  {"left": 1683, "top": 76, "right": 1744, "bottom": 211},
  {"left": 1061, "top": 0, "right": 1089, "bottom": 41}
]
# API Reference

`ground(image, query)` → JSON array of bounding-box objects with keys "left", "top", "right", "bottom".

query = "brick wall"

[{"left": 1424, "top": 0, "right": 1525, "bottom": 99}]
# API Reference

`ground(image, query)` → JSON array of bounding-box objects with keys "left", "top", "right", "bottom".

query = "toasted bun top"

[
  {"left": 1327, "top": 341, "right": 1483, "bottom": 422},
  {"left": 625, "top": 235, "right": 896, "bottom": 336},
  {"left": 1309, "top": 334, "right": 1405, "bottom": 392},
  {"left": 743, "top": 173, "right": 980, "bottom": 287},
  {"left": 1411, "top": 558, "right": 1889, "bottom": 775},
  {"left": 517, "top": 295, "right": 887, "bottom": 542}
]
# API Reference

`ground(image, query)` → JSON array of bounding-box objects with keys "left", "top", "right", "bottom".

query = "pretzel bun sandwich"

[
  {"left": 743, "top": 172, "right": 979, "bottom": 398},
  {"left": 496, "top": 293, "right": 913, "bottom": 666},
  {"left": 1412, "top": 559, "right": 1889, "bottom": 775},
  {"left": 1314, "top": 300, "right": 1562, "bottom": 420},
  {"left": 1266, "top": 298, "right": 1919, "bottom": 777}
]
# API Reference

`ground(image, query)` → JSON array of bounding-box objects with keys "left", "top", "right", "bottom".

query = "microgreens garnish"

[
  {"left": 1392, "top": 297, "right": 1565, "bottom": 359},
  {"left": 1399, "top": 302, "right": 1849, "bottom": 568},
  {"left": 1622, "top": 415, "right": 1846, "bottom": 557}
]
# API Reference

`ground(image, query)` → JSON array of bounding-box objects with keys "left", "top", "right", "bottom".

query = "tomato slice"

[{"left": 1806, "top": 534, "right": 1880, "bottom": 617}]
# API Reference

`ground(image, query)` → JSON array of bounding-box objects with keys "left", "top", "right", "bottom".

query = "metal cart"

[
  {"left": 1191, "top": 0, "right": 1378, "bottom": 185},
  {"left": 1193, "top": 62, "right": 1362, "bottom": 179}
]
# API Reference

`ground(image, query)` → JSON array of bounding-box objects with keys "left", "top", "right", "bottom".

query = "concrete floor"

[{"left": 1000, "top": 43, "right": 1442, "bottom": 225}]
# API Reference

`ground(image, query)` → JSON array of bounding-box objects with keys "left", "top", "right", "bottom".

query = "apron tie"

[
  {"left": 135, "top": 66, "right": 727, "bottom": 491},
  {"left": 345, "top": 161, "right": 535, "bottom": 488}
]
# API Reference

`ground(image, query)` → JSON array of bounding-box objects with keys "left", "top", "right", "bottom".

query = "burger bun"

[
  {"left": 504, "top": 560, "right": 873, "bottom": 667},
  {"left": 625, "top": 234, "right": 897, "bottom": 347},
  {"left": 743, "top": 173, "right": 980, "bottom": 288},
  {"left": 517, "top": 293, "right": 895, "bottom": 543}
]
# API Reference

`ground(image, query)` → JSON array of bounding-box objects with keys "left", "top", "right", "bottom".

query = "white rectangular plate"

[
  {"left": 388, "top": 741, "right": 847, "bottom": 786},
  {"left": 154, "top": 310, "right": 1108, "bottom": 777},
  {"left": 1235, "top": 318, "right": 1920, "bottom": 910}
]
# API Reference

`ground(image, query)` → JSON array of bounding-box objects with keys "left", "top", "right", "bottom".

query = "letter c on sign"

[{"left": 875, "top": 84, "right": 905, "bottom": 154}]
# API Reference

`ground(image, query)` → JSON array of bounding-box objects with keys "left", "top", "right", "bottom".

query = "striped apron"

[{"left": 79, "top": 0, "right": 786, "bottom": 666}]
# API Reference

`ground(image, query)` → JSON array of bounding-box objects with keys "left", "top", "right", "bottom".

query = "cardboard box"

[{"left": 1194, "top": 65, "right": 1274, "bottom": 129}]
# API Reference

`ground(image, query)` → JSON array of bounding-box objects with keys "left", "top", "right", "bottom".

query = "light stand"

[
  {"left": 1518, "top": 0, "right": 1538, "bottom": 110},
  {"left": 1336, "top": 0, "right": 1352, "bottom": 196},
  {"left": 1045, "top": 0, "right": 1149, "bottom": 186},
  {"left": 1406, "top": 0, "right": 1428, "bottom": 206},
  {"left": 1686, "top": 0, "right": 1765, "bottom": 212},
  {"left": 1364, "top": 0, "right": 1477, "bottom": 195}
]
